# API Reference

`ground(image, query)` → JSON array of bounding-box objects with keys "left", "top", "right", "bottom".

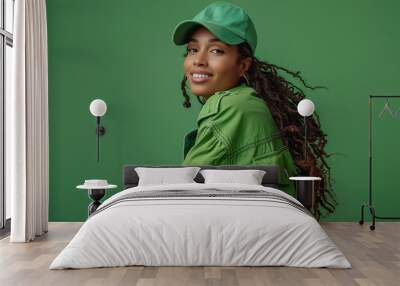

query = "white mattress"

[{"left": 50, "top": 183, "right": 351, "bottom": 269}]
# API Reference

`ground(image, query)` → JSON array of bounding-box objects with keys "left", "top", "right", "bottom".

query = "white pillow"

[
  {"left": 135, "top": 167, "right": 201, "bottom": 186},
  {"left": 200, "top": 169, "right": 266, "bottom": 185}
]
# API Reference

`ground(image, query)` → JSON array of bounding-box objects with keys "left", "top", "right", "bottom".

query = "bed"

[{"left": 49, "top": 165, "right": 351, "bottom": 269}]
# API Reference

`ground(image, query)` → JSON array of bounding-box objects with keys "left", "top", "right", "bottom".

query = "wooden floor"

[{"left": 0, "top": 222, "right": 399, "bottom": 286}]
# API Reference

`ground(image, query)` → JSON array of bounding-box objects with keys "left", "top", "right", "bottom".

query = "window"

[{"left": 0, "top": 0, "right": 14, "bottom": 233}]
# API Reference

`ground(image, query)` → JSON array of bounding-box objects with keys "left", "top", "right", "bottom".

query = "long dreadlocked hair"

[{"left": 180, "top": 42, "right": 337, "bottom": 219}]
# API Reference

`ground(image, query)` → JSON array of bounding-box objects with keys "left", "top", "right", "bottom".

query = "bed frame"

[{"left": 123, "top": 165, "right": 280, "bottom": 189}]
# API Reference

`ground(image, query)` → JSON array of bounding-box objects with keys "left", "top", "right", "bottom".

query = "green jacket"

[{"left": 182, "top": 83, "right": 297, "bottom": 196}]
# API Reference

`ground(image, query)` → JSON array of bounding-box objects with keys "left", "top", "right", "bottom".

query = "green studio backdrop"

[{"left": 46, "top": 0, "right": 400, "bottom": 221}]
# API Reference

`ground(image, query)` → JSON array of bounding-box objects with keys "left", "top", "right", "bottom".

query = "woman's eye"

[
  {"left": 211, "top": 49, "right": 224, "bottom": 54},
  {"left": 183, "top": 48, "right": 195, "bottom": 57},
  {"left": 183, "top": 47, "right": 224, "bottom": 57}
]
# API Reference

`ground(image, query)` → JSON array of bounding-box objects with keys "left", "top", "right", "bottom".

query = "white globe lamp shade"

[
  {"left": 297, "top": 99, "right": 315, "bottom": 117},
  {"left": 89, "top": 99, "right": 107, "bottom": 117}
]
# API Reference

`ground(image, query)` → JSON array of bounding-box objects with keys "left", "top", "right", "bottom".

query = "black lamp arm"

[
  {"left": 95, "top": 116, "right": 106, "bottom": 162},
  {"left": 96, "top": 116, "right": 106, "bottom": 136},
  {"left": 304, "top": 116, "right": 307, "bottom": 161}
]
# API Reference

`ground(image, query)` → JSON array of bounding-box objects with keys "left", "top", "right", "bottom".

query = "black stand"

[
  {"left": 359, "top": 95, "right": 400, "bottom": 230},
  {"left": 88, "top": 189, "right": 105, "bottom": 216},
  {"left": 295, "top": 181, "right": 315, "bottom": 211}
]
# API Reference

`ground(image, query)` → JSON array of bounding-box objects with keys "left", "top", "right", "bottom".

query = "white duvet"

[{"left": 50, "top": 183, "right": 351, "bottom": 269}]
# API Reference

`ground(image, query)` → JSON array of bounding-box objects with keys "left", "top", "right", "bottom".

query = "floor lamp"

[
  {"left": 89, "top": 99, "right": 107, "bottom": 162},
  {"left": 297, "top": 99, "right": 315, "bottom": 161}
]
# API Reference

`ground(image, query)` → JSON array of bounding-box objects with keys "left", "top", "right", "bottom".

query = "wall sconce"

[
  {"left": 297, "top": 99, "right": 315, "bottom": 161},
  {"left": 89, "top": 99, "right": 107, "bottom": 162}
]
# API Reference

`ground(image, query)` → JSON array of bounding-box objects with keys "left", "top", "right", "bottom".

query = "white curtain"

[{"left": 7, "top": 0, "right": 49, "bottom": 242}]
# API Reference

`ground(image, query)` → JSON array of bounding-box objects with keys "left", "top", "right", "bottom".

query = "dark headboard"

[{"left": 123, "top": 165, "right": 280, "bottom": 189}]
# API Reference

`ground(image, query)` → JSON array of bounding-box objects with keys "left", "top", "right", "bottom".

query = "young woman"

[{"left": 172, "top": 2, "right": 336, "bottom": 218}]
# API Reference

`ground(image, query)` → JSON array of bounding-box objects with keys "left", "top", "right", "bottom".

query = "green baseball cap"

[{"left": 172, "top": 1, "right": 257, "bottom": 54}]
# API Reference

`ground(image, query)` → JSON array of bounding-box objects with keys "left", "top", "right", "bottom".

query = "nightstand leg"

[
  {"left": 311, "top": 182, "right": 315, "bottom": 215},
  {"left": 88, "top": 189, "right": 105, "bottom": 216},
  {"left": 296, "top": 181, "right": 313, "bottom": 210},
  {"left": 88, "top": 201, "right": 101, "bottom": 216}
]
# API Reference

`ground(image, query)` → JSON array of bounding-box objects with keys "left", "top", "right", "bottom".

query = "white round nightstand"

[
  {"left": 77, "top": 180, "right": 117, "bottom": 216},
  {"left": 289, "top": 176, "right": 321, "bottom": 181},
  {"left": 289, "top": 176, "right": 321, "bottom": 214}
]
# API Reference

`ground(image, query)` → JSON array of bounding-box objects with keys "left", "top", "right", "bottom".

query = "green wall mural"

[{"left": 47, "top": 0, "right": 400, "bottom": 222}]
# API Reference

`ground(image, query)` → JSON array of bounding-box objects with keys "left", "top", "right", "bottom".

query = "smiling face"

[{"left": 183, "top": 27, "right": 252, "bottom": 99}]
